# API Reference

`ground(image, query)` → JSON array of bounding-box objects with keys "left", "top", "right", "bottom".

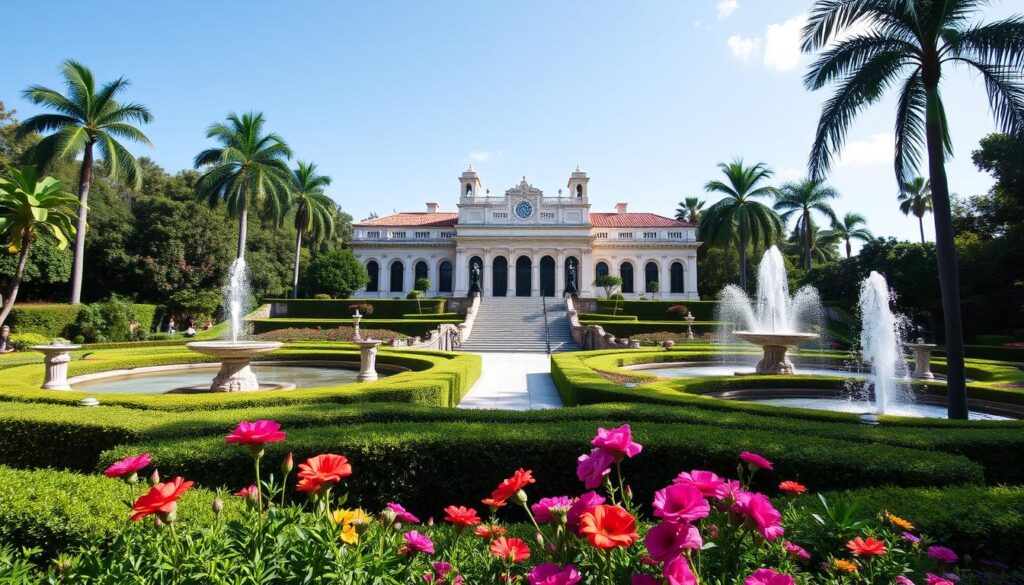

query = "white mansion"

[{"left": 351, "top": 167, "right": 701, "bottom": 299}]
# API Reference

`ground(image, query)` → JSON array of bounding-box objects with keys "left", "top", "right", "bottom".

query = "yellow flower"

[
  {"left": 333, "top": 508, "right": 372, "bottom": 544},
  {"left": 833, "top": 559, "right": 858, "bottom": 573},
  {"left": 340, "top": 524, "right": 359, "bottom": 544},
  {"left": 887, "top": 513, "right": 915, "bottom": 531}
]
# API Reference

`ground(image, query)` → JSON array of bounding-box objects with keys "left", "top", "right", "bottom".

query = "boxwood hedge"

[
  {"left": 592, "top": 299, "right": 718, "bottom": 321},
  {"left": 250, "top": 318, "right": 463, "bottom": 338},
  {"left": 578, "top": 320, "right": 717, "bottom": 337},
  {"left": 264, "top": 298, "right": 448, "bottom": 319}
]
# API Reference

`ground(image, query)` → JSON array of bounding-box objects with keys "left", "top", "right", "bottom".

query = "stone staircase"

[{"left": 458, "top": 297, "right": 580, "bottom": 353}]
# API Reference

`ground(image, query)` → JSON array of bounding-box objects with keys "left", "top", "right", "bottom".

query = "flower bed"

[{"left": 250, "top": 317, "right": 463, "bottom": 338}]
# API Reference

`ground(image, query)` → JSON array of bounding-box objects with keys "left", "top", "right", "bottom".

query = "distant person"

[
  {"left": 203, "top": 319, "right": 213, "bottom": 330},
  {"left": 0, "top": 325, "right": 16, "bottom": 353},
  {"left": 185, "top": 326, "right": 197, "bottom": 337},
  {"left": 167, "top": 317, "right": 177, "bottom": 334},
  {"left": 129, "top": 318, "right": 139, "bottom": 335}
]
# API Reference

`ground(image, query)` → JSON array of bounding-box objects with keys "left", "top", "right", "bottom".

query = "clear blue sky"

[{"left": 2, "top": 0, "right": 1018, "bottom": 251}]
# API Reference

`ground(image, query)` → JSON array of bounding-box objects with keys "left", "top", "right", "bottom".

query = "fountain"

[
  {"left": 350, "top": 309, "right": 381, "bottom": 382},
  {"left": 718, "top": 247, "right": 822, "bottom": 374},
  {"left": 186, "top": 258, "right": 282, "bottom": 392},
  {"left": 858, "top": 271, "right": 911, "bottom": 414}
]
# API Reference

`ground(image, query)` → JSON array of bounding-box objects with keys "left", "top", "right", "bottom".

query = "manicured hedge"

[
  {"left": 402, "top": 312, "right": 463, "bottom": 319},
  {"left": 264, "top": 298, "right": 448, "bottom": 319},
  {"left": 250, "top": 318, "right": 462, "bottom": 338},
  {"left": 577, "top": 312, "right": 638, "bottom": 322},
  {"left": 6, "top": 304, "right": 83, "bottom": 337},
  {"left": 593, "top": 299, "right": 718, "bottom": 321},
  {"left": 100, "top": 420, "right": 983, "bottom": 515},
  {"left": 578, "top": 320, "right": 717, "bottom": 337}
]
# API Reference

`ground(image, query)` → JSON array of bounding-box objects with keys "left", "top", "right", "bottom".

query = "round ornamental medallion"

[{"left": 514, "top": 200, "right": 534, "bottom": 220}]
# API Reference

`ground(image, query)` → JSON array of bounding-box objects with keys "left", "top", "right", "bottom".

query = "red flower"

[
  {"left": 131, "top": 477, "right": 193, "bottom": 521},
  {"left": 296, "top": 454, "right": 352, "bottom": 493},
  {"left": 847, "top": 536, "right": 887, "bottom": 557},
  {"left": 225, "top": 420, "right": 287, "bottom": 445},
  {"left": 490, "top": 537, "right": 531, "bottom": 563},
  {"left": 578, "top": 504, "right": 639, "bottom": 550},
  {"left": 491, "top": 468, "right": 536, "bottom": 503},
  {"left": 475, "top": 524, "right": 508, "bottom": 540},
  {"left": 778, "top": 481, "right": 807, "bottom": 494},
  {"left": 104, "top": 453, "right": 151, "bottom": 479},
  {"left": 443, "top": 505, "right": 481, "bottom": 527}
]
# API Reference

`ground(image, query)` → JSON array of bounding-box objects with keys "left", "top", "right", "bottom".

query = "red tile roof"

[
  {"left": 355, "top": 212, "right": 459, "bottom": 228},
  {"left": 589, "top": 213, "right": 693, "bottom": 228}
]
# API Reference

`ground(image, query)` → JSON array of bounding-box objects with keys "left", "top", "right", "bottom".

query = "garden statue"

[
  {"left": 352, "top": 309, "right": 363, "bottom": 341},
  {"left": 686, "top": 311, "right": 695, "bottom": 340},
  {"left": 566, "top": 260, "right": 578, "bottom": 296},
  {"left": 469, "top": 261, "right": 481, "bottom": 294}
]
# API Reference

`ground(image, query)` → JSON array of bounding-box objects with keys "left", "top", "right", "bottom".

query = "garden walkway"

[{"left": 457, "top": 352, "right": 563, "bottom": 410}]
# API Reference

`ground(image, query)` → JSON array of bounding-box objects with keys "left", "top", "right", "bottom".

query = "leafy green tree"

[
  {"left": 288, "top": 161, "right": 334, "bottom": 298},
  {"left": 0, "top": 102, "right": 41, "bottom": 173},
  {"left": 168, "top": 289, "right": 222, "bottom": 324},
  {"left": 831, "top": 212, "right": 873, "bottom": 258},
  {"left": 194, "top": 112, "right": 292, "bottom": 260},
  {"left": 783, "top": 220, "right": 841, "bottom": 267},
  {"left": 17, "top": 60, "right": 152, "bottom": 304},
  {"left": 0, "top": 166, "right": 77, "bottom": 327},
  {"left": 594, "top": 274, "right": 622, "bottom": 299},
  {"left": 972, "top": 133, "right": 1024, "bottom": 204},
  {"left": 773, "top": 178, "right": 838, "bottom": 269},
  {"left": 674, "top": 197, "right": 705, "bottom": 224},
  {"left": 302, "top": 249, "right": 368, "bottom": 298},
  {"left": 899, "top": 177, "right": 933, "bottom": 244},
  {"left": 0, "top": 233, "right": 71, "bottom": 300},
  {"left": 801, "top": 0, "right": 1024, "bottom": 419},
  {"left": 700, "top": 159, "right": 783, "bottom": 290}
]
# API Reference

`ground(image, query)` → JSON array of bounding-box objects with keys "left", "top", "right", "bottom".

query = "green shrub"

[
  {"left": 579, "top": 320, "right": 717, "bottom": 337},
  {"left": 7, "top": 304, "right": 82, "bottom": 337},
  {"left": 576, "top": 312, "right": 637, "bottom": 321},
  {"left": 68, "top": 296, "right": 156, "bottom": 343},
  {"left": 263, "top": 298, "right": 447, "bottom": 319},
  {"left": 250, "top": 318, "right": 461, "bottom": 338},
  {"left": 401, "top": 312, "right": 462, "bottom": 319},
  {"left": 594, "top": 299, "right": 719, "bottom": 321},
  {"left": 302, "top": 249, "right": 369, "bottom": 298},
  {"left": 8, "top": 332, "right": 51, "bottom": 350}
]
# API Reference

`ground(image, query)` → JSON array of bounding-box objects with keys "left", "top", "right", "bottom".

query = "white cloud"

[
  {"left": 693, "top": 20, "right": 704, "bottom": 29},
  {"left": 468, "top": 150, "right": 493, "bottom": 162},
  {"left": 727, "top": 35, "right": 762, "bottom": 63},
  {"left": 763, "top": 14, "right": 808, "bottom": 72},
  {"left": 717, "top": 0, "right": 738, "bottom": 20},
  {"left": 839, "top": 133, "right": 894, "bottom": 168}
]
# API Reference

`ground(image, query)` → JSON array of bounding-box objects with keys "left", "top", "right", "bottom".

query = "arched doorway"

[
  {"left": 366, "top": 260, "right": 379, "bottom": 293},
  {"left": 438, "top": 261, "right": 453, "bottom": 293},
  {"left": 469, "top": 255, "right": 483, "bottom": 294},
  {"left": 389, "top": 261, "right": 404, "bottom": 293},
  {"left": 670, "top": 262, "right": 685, "bottom": 293},
  {"left": 620, "top": 262, "right": 634, "bottom": 294},
  {"left": 492, "top": 256, "right": 508, "bottom": 297},
  {"left": 645, "top": 262, "right": 659, "bottom": 294},
  {"left": 540, "top": 256, "right": 556, "bottom": 297},
  {"left": 414, "top": 261, "right": 429, "bottom": 288},
  {"left": 515, "top": 256, "right": 532, "bottom": 297},
  {"left": 564, "top": 256, "right": 580, "bottom": 295}
]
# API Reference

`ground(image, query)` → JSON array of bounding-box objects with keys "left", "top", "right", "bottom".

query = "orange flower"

[
  {"left": 886, "top": 513, "right": 914, "bottom": 531},
  {"left": 475, "top": 524, "right": 508, "bottom": 540},
  {"left": 443, "top": 505, "right": 482, "bottom": 527},
  {"left": 778, "top": 481, "right": 808, "bottom": 494},
  {"left": 847, "top": 536, "right": 887, "bottom": 557},
  {"left": 578, "top": 504, "right": 639, "bottom": 550},
  {"left": 481, "top": 497, "right": 507, "bottom": 509},
  {"left": 490, "top": 536, "right": 531, "bottom": 562},
  {"left": 296, "top": 454, "right": 352, "bottom": 493},
  {"left": 833, "top": 559, "right": 858, "bottom": 573},
  {"left": 131, "top": 476, "right": 193, "bottom": 521},
  {"left": 490, "top": 468, "right": 535, "bottom": 503}
]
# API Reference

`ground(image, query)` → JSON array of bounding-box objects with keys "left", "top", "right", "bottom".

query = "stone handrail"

[
  {"left": 386, "top": 294, "right": 480, "bottom": 352},
  {"left": 565, "top": 296, "right": 638, "bottom": 350}
]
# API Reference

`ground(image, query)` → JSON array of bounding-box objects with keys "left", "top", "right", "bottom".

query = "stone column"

[
  {"left": 355, "top": 339, "right": 382, "bottom": 382},
  {"left": 483, "top": 251, "right": 493, "bottom": 297},
  {"left": 687, "top": 255, "right": 699, "bottom": 300},
  {"left": 507, "top": 249, "right": 516, "bottom": 296},
  {"left": 580, "top": 249, "right": 594, "bottom": 297},
  {"left": 454, "top": 249, "right": 468, "bottom": 296},
  {"left": 555, "top": 250, "right": 566, "bottom": 296},
  {"left": 33, "top": 344, "right": 81, "bottom": 390},
  {"left": 660, "top": 261, "right": 671, "bottom": 299},
  {"left": 404, "top": 259, "right": 415, "bottom": 294},
  {"left": 531, "top": 251, "right": 540, "bottom": 297}
]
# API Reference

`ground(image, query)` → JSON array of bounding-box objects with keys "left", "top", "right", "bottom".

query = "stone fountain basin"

[
  {"left": 185, "top": 340, "right": 283, "bottom": 359},
  {"left": 732, "top": 332, "right": 820, "bottom": 347}
]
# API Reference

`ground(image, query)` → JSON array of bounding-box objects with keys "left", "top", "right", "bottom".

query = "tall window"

[
  {"left": 670, "top": 262, "right": 685, "bottom": 293},
  {"left": 645, "top": 262, "right": 659, "bottom": 293},
  {"left": 414, "top": 261, "right": 429, "bottom": 283},
  {"left": 366, "top": 260, "right": 379, "bottom": 292},
  {"left": 439, "top": 261, "right": 453, "bottom": 293},
  {"left": 620, "top": 262, "right": 634, "bottom": 294},
  {"left": 596, "top": 262, "right": 609, "bottom": 279},
  {"left": 390, "top": 261, "right": 404, "bottom": 293}
]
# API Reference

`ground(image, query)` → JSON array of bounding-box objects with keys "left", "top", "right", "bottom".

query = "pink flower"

[
  {"left": 402, "top": 530, "right": 435, "bottom": 555},
  {"left": 233, "top": 484, "right": 259, "bottom": 498},
  {"left": 652, "top": 484, "right": 710, "bottom": 524},
  {"left": 745, "top": 569, "right": 795, "bottom": 585},
  {"left": 577, "top": 448, "right": 615, "bottom": 489},
  {"left": 104, "top": 453, "right": 151, "bottom": 479},
  {"left": 644, "top": 522, "right": 702, "bottom": 562},
  {"left": 739, "top": 451, "right": 773, "bottom": 471},
  {"left": 896, "top": 577, "right": 916, "bottom": 585},
  {"left": 567, "top": 491, "right": 605, "bottom": 529},
  {"left": 531, "top": 496, "right": 573, "bottom": 524},
  {"left": 388, "top": 502, "right": 421, "bottom": 524},
  {"left": 591, "top": 424, "right": 643, "bottom": 459},
  {"left": 225, "top": 420, "right": 287, "bottom": 445},
  {"left": 527, "top": 563, "right": 582, "bottom": 585},
  {"left": 928, "top": 546, "right": 959, "bottom": 564},
  {"left": 432, "top": 562, "right": 452, "bottom": 580},
  {"left": 632, "top": 576, "right": 660, "bottom": 585},
  {"left": 733, "top": 492, "right": 784, "bottom": 542},
  {"left": 926, "top": 574, "right": 955, "bottom": 585},
  {"left": 662, "top": 556, "right": 697, "bottom": 585},
  {"left": 673, "top": 470, "right": 728, "bottom": 499},
  {"left": 784, "top": 541, "right": 810, "bottom": 560}
]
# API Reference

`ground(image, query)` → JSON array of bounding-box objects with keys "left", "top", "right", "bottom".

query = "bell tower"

[
  {"left": 567, "top": 166, "right": 589, "bottom": 201},
  {"left": 459, "top": 165, "right": 483, "bottom": 199}
]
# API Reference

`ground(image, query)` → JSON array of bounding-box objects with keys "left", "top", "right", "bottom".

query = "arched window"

[
  {"left": 670, "top": 262, "right": 685, "bottom": 293},
  {"left": 439, "top": 261, "right": 453, "bottom": 293},
  {"left": 620, "top": 262, "right": 634, "bottom": 294},
  {"left": 366, "top": 260, "right": 379, "bottom": 292},
  {"left": 390, "top": 261, "right": 404, "bottom": 293},
  {"left": 465, "top": 184, "right": 473, "bottom": 196},
  {"left": 645, "top": 262, "right": 659, "bottom": 293},
  {"left": 596, "top": 262, "right": 609, "bottom": 279},
  {"left": 469, "top": 255, "right": 484, "bottom": 293},
  {"left": 576, "top": 184, "right": 583, "bottom": 197},
  {"left": 414, "top": 261, "right": 429, "bottom": 284}
]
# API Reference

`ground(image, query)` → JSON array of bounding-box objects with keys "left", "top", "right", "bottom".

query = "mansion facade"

[{"left": 351, "top": 167, "right": 701, "bottom": 299}]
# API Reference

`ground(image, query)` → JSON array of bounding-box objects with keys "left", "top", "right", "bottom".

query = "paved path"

[{"left": 458, "top": 352, "right": 563, "bottom": 410}]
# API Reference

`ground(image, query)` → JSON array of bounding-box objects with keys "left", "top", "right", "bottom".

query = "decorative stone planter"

[
  {"left": 905, "top": 340, "right": 937, "bottom": 380},
  {"left": 31, "top": 344, "right": 82, "bottom": 390},
  {"left": 185, "top": 341, "right": 283, "bottom": 392},
  {"left": 354, "top": 339, "right": 382, "bottom": 382}
]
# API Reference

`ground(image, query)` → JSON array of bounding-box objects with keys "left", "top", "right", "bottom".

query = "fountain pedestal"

[
  {"left": 185, "top": 341, "right": 282, "bottom": 391},
  {"left": 733, "top": 332, "right": 820, "bottom": 375},
  {"left": 905, "top": 340, "right": 937, "bottom": 380},
  {"left": 31, "top": 344, "right": 82, "bottom": 390},
  {"left": 354, "top": 339, "right": 382, "bottom": 382}
]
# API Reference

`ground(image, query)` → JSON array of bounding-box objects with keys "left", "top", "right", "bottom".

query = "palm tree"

[
  {"left": 675, "top": 197, "right": 706, "bottom": 224},
  {"left": 831, "top": 212, "right": 873, "bottom": 258},
  {"left": 700, "top": 159, "right": 784, "bottom": 291},
  {"left": 801, "top": 0, "right": 1024, "bottom": 419},
  {"left": 288, "top": 161, "right": 335, "bottom": 298},
  {"left": 773, "top": 178, "right": 839, "bottom": 269},
  {"left": 785, "top": 220, "right": 842, "bottom": 267},
  {"left": 17, "top": 60, "right": 152, "bottom": 304},
  {"left": 194, "top": 112, "right": 292, "bottom": 259},
  {"left": 899, "top": 176, "right": 933, "bottom": 244},
  {"left": 0, "top": 166, "right": 77, "bottom": 327}
]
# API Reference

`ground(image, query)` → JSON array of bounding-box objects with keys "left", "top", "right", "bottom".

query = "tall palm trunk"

[
  {"left": 803, "top": 213, "right": 813, "bottom": 270},
  {"left": 738, "top": 229, "right": 748, "bottom": 291},
  {"left": 237, "top": 198, "right": 248, "bottom": 260},
  {"left": 69, "top": 142, "right": 94, "bottom": 304},
  {"left": 0, "top": 231, "right": 34, "bottom": 328},
  {"left": 924, "top": 67, "right": 968, "bottom": 419},
  {"left": 918, "top": 215, "right": 925, "bottom": 245},
  {"left": 845, "top": 239, "right": 852, "bottom": 258},
  {"left": 291, "top": 230, "right": 303, "bottom": 298}
]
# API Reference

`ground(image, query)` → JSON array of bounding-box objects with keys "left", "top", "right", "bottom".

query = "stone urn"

[
  {"left": 31, "top": 344, "right": 82, "bottom": 390},
  {"left": 732, "top": 331, "right": 820, "bottom": 375},
  {"left": 353, "top": 339, "right": 382, "bottom": 382},
  {"left": 905, "top": 338, "right": 937, "bottom": 380}
]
